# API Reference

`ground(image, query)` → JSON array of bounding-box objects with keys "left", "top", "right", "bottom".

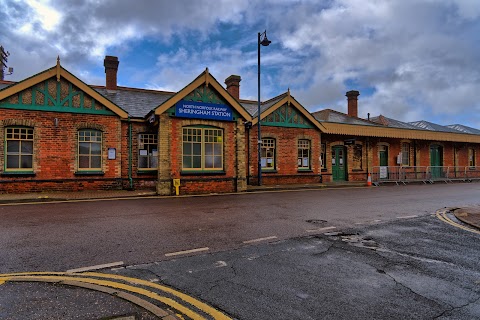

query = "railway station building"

[{"left": 0, "top": 56, "right": 479, "bottom": 195}]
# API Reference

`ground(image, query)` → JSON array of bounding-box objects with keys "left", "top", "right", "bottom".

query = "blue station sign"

[{"left": 175, "top": 100, "right": 233, "bottom": 121}]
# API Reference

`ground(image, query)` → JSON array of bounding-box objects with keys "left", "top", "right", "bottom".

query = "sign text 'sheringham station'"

[{"left": 175, "top": 100, "right": 233, "bottom": 121}]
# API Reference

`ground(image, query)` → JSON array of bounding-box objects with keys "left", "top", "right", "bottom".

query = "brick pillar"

[
  {"left": 346, "top": 90, "right": 360, "bottom": 118},
  {"left": 104, "top": 56, "right": 119, "bottom": 90},
  {"left": 236, "top": 118, "right": 247, "bottom": 191},
  {"left": 225, "top": 75, "right": 241, "bottom": 100},
  {"left": 157, "top": 114, "right": 172, "bottom": 195}
]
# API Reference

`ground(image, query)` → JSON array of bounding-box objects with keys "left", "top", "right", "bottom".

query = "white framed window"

[
  {"left": 5, "top": 127, "right": 34, "bottom": 171},
  {"left": 182, "top": 127, "right": 223, "bottom": 171},
  {"left": 78, "top": 129, "right": 102, "bottom": 170},
  {"left": 402, "top": 143, "right": 410, "bottom": 166},
  {"left": 261, "top": 138, "right": 276, "bottom": 169},
  {"left": 298, "top": 139, "right": 310, "bottom": 169},
  {"left": 321, "top": 143, "right": 326, "bottom": 169},
  {"left": 139, "top": 134, "right": 158, "bottom": 169},
  {"left": 469, "top": 148, "right": 476, "bottom": 167}
]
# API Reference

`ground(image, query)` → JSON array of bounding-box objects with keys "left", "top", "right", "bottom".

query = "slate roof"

[
  {"left": 312, "top": 109, "right": 381, "bottom": 126},
  {"left": 446, "top": 124, "right": 480, "bottom": 135},
  {"left": 240, "top": 93, "right": 287, "bottom": 118},
  {"left": 0, "top": 82, "right": 13, "bottom": 90},
  {"left": 240, "top": 93, "right": 287, "bottom": 117},
  {"left": 409, "top": 120, "right": 460, "bottom": 133},
  {"left": 370, "top": 115, "right": 420, "bottom": 129},
  {"left": 93, "top": 87, "right": 174, "bottom": 118}
]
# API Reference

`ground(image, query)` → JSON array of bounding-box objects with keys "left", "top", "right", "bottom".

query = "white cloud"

[{"left": 0, "top": 0, "right": 479, "bottom": 127}]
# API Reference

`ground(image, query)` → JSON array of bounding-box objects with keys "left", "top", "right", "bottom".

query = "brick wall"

[
  {"left": 0, "top": 109, "right": 123, "bottom": 193},
  {"left": 321, "top": 135, "right": 480, "bottom": 182},
  {"left": 248, "top": 126, "right": 322, "bottom": 185},
  {"left": 157, "top": 115, "right": 246, "bottom": 196}
]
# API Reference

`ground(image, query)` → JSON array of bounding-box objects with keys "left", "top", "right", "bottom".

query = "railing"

[{"left": 371, "top": 166, "right": 480, "bottom": 185}]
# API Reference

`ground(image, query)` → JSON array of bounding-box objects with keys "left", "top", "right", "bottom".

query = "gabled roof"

[
  {"left": 409, "top": 120, "right": 460, "bottom": 133},
  {"left": 0, "top": 58, "right": 128, "bottom": 119},
  {"left": 313, "top": 109, "right": 381, "bottom": 126},
  {"left": 447, "top": 124, "right": 480, "bottom": 135},
  {"left": 250, "top": 90, "right": 326, "bottom": 131},
  {"left": 93, "top": 86, "right": 174, "bottom": 118},
  {"left": 239, "top": 100, "right": 258, "bottom": 116},
  {"left": 239, "top": 94, "right": 286, "bottom": 117},
  {"left": 153, "top": 68, "right": 252, "bottom": 120}
]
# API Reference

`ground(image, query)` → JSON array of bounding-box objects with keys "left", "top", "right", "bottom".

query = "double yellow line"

[
  {"left": 436, "top": 210, "right": 480, "bottom": 235},
  {"left": 0, "top": 272, "right": 231, "bottom": 320}
]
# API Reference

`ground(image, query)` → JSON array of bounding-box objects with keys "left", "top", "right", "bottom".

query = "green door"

[
  {"left": 430, "top": 145, "right": 443, "bottom": 178},
  {"left": 332, "top": 146, "right": 346, "bottom": 181},
  {"left": 379, "top": 146, "right": 388, "bottom": 179}
]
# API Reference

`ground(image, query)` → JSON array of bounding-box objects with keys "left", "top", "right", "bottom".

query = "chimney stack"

[
  {"left": 225, "top": 75, "right": 241, "bottom": 100},
  {"left": 346, "top": 90, "right": 360, "bottom": 118},
  {"left": 104, "top": 56, "right": 119, "bottom": 90}
]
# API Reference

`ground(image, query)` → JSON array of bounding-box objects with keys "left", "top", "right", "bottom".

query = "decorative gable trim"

[
  {"left": 153, "top": 68, "right": 252, "bottom": 120},
  {"left": 0, "top": 59, "right": 128, "bottom": 119},
  {"left": 261, "top": 103, "right": 314, "bottom": 128},
  {"left": 251, "top": 94, "right": 326, "bottom": 132}
]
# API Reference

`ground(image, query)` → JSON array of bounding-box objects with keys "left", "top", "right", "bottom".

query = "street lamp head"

[
  {"left": 260, "top": 35, "right": 271, "bottom": 47},
  {"left": 259, "top": 30, "right": 272, "bottom": 47}
]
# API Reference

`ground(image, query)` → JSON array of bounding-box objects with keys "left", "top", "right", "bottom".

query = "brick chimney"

[
  {"left": 104, "top": 56, "right": 119, "bottom": 90},
  {"left": 225, "top": 75, "right": 241, "bottom": 100},
  {"left": 346, "top": 90, "right": 360, "bottom": 118}
]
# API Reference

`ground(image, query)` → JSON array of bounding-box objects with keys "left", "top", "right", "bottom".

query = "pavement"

[
  {"left": 0, "top": 181, "right": 366, "bottom": 204},
  {"left": 453, "top": 206, "right": 480, "bottom": 230},
  {"left": 0, "top": 183, "right": 478, "bottom": 231}
]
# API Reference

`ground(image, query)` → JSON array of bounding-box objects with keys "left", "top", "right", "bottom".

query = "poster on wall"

[
  {"left": 380, "top": 166, "right": 388, "bottom": 179},
  {"left": 303, "top": 158, "right": 309, "bottom": 167},
  {"left": 108, "top": 148, "right": 116, "bottom": 160},
  {"left": 261, "top": 158, "right": 267, "bottom": 167}
]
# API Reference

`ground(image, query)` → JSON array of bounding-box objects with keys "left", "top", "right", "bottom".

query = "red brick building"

[{"left": 0, "top": 56, "right": 479, "bottom": 195}]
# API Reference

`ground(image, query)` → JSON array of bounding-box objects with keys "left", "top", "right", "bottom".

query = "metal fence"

[{"left": 371, "top": 166, "right": 480, "bottom": 185}]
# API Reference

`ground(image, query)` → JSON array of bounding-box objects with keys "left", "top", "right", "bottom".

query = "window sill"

[
  {"left": 469, "top": 167, "right": 477, "bottom": 170},
  {"left": 2, "top": 171, "right": 35, "bottom": 177},
  {"left": 297, "top": 169, "right": 313, "bottom": 173},
  {"left": 321, "top": 168, "right": 328, "bottom": 172},
  {"left": 75, "top": 171, "right": 105, "bottom": 176},
  {"left": 262, "top": 169, "right": 278, "bottom": 173},
  {"left": 181, "top": 170, "right": 226, "bottom": 176},
  {"left": 137, "top": 170, "right": 158, "bottom": 175},
  {"left": 352, "top": 169, "right": 364, "bottom": 172}
]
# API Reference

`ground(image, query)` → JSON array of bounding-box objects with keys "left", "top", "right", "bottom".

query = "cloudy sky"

[{"left": 1, "top": 0, "right": 479, "bottom": 127}]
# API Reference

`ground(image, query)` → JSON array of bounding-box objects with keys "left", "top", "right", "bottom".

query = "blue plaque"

[{"left": 175, "top": 100, "right": 233, "bottom": 121}]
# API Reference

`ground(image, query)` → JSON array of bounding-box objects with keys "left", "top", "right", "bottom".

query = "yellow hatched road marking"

[
  {"left": 436, "top": 210, "right": 480, "bottom": 235},
  {"left": 0, "top": 272, "right": 232, "bottom": 320}
]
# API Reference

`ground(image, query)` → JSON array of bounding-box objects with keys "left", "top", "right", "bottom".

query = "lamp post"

[{"left": 257, "top": 30, "right": 271, "bottom": 186}]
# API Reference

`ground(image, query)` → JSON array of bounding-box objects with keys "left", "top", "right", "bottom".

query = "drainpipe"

[
  {"left": 128, "top": 117, "right": 133, "bottom": 190},
  {"left": 246, "top": 124, "right": 250, "bottom": 185}
]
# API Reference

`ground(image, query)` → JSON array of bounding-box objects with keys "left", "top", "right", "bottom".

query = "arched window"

[
  {"left": 5, "top": 127, "right": 34, "bottom": 171},
  {"left": 78, "top": 129, "right": 102, "bottom": 171}
]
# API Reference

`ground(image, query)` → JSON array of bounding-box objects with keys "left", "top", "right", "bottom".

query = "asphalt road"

[
  {"left": 0, "top": 183, "right": 480, "bottom": 273},
  {"left": 0, "top": 183, "right": 480, "bottom": 319},
  {"left": 119, "top": 214, "right": 480, "bottom": 319}
]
